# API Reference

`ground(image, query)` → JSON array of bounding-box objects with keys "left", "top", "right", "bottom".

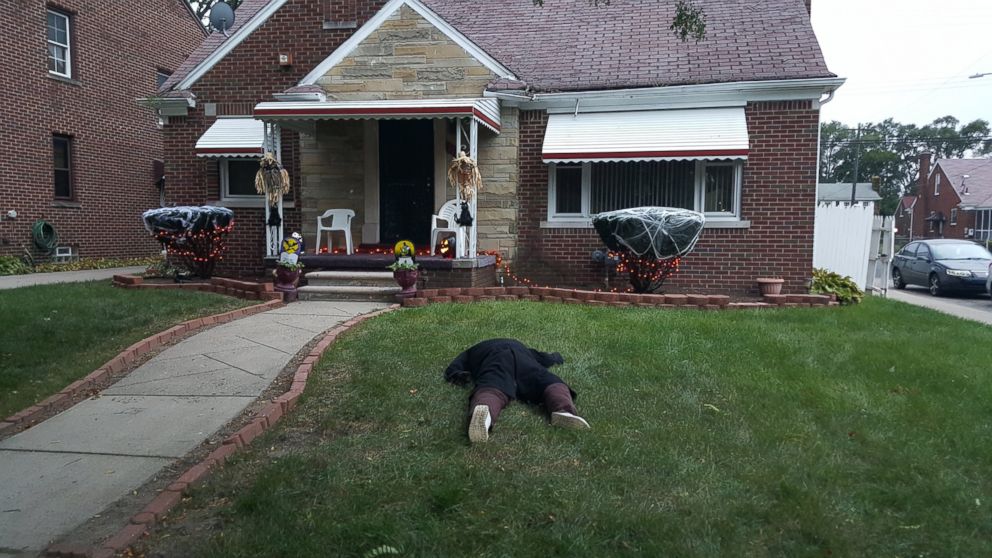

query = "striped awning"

[
  {"left": 542, "top": 107, "right": 749, "bottom": 163},
  {"left": 195, "top": 117, "right": 266, "bottom": 158},
  {"left": 253, "top": 98, "right": 501, "bottom": 133}
]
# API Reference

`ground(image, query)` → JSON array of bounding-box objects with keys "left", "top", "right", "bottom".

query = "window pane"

[
  {"left": 590, "top": 161, "right": 694, "bottom": 213},
  {"left": 53, "top": 137, "right": 71, "bottom": 198},
  {"left": 48, "top": 12, "right": 68, "bottom": 45},
  {"left": 704, "top": 165, "right": 734, "bottom": 213},
  {"left": 53, "top": 138, "right": 69, "bottom": 169},
  {"left": 227, "top": 160, "right": 260, "bottom": 196},
  {"left": 54, "top": 171, "right": 72, "bottom": 198},
  {"left": 48, "top": 45, "right": 67, "bottom": 74},
  {"left": 555, "top": 166, "right": 582, "bottom": 214},
  {"left": 156, "top": 71, "right": 171, "bottom": 89}
]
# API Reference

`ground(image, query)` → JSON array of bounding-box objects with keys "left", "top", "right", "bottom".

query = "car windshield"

[{"left": 930, "top": 243, "right": 992, "bottom": 260}]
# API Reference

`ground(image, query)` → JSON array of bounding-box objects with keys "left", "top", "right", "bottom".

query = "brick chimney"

[
  {"left": 804, "top": 0, "right": 812, "bottom": 15},
  {"left": 918, "top": 153, "right": 932, "bottom": 237}
]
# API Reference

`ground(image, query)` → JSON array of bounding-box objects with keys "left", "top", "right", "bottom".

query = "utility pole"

[{"left": 850, "top": 124, "right": 861, "bottom": 205}]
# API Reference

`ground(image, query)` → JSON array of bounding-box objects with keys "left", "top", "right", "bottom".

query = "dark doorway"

[{"left": 379, "top": 120, "right": 434, "bottom": 247}]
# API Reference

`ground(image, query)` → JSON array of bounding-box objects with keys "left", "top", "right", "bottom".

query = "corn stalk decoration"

[
  {"left": 447, "top": 151, "right": 483, "bottom": 202},
  {"left": 255, "top": 153, "right": 291, "bottom": 205}
]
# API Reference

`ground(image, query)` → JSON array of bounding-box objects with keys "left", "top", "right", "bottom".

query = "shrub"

[
  {"left": 810, "top": 267, "right": 864, "bottom": 304},
  {"left": 0, "top": 256, "right": 32, "bottom": 276}
]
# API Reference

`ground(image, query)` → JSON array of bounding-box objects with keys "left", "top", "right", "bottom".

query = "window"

[
  {"left": 47, "top": 10, "right": 71, "bottom": 77},
  {"left": 548, "top": 160, "right": 743, "bottom": 221},
  {"left": 220, "top": 159, "right": 261, "bottom": 199},
  {"left": 53, "top": 135, "right": 73, "bottom": 199},
  {"left": 156, "top": 69, "right": 172, "bottom": 89},
  {"left": 950, "top": 208, "right": 958, "bottom": 225},
  {"left": 934, "top": 172, "right": 941, "bottom": 196},
  {"left": 899, "top": 243, "right": 918, "bottom": 258}
]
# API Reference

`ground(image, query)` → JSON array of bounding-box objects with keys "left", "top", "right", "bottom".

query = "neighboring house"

[
  {"left": 913, "top": 154, "right": 992, "bottom": 243},
  {"left": 146, "top": 0, "right": 841, "bottom": 294},
  {"left": 895, "top": 195, "right": 917, "bottom": 242},
  {"left": 817, "top": 183, "right": 882, "bottom": 204},
  {"left": 0, "top": 1, "right": 204, "bottom": 262}
]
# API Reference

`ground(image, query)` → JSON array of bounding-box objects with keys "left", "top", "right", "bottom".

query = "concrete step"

[
  {"left": 305, "top": 271, "right": 396, "bottom": 287},
  {"left": 297, "top": 285, "right": 402, "bottom": 302}
]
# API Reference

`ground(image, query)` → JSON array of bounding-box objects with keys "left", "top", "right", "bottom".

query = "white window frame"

[
  {"left": 934, "top": 172, "right": 941, "bottom": 196},
  {"left": 47, "top": 10, "right": 71, "bottom": 78},
  {"left": 950, "top": 208, "right": 958, "bottom": 226},
  {"left": 546, "top": 160, "right": 745, "bottom": 225},
  {"left": 218, "top": 158, "right": 294, "bottom": 208}
]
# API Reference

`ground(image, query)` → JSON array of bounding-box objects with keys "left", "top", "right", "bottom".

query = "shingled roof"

[
  {"left": 936, "top": 159, "right": 992, "bottom": 209},
  {"left": 162, "top": 0, "right": 834, "bottom": 94}
]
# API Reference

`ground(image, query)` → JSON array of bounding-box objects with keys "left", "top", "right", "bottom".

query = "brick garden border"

[
  {"left": 44, "top": 304, "right": 400, "bottom": 558},
  {"left": 111, "top": 274, "right": 284, "bottom": 302},
  {"left": 400, "top": 286, "right": 837, "bottom": 310},
  {"left": 0, "top": 298, "right": 285, "bottom": 440}
]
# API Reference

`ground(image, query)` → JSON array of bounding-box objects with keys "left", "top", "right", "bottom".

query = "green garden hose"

[{"left": 32, "top": 220, "right": 59, "bottom": 254}]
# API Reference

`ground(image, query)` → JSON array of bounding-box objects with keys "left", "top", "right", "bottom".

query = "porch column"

[
  {"left": 469, "top": 118, "right": 479, "bottom": 258},
  {"left": 263, "top": 122, "right": 285, "bottom": 257}
]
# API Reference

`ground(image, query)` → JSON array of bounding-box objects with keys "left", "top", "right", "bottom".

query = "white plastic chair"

[
  {"left": 430, "top": 200, "right": 463, "bottom": 255},
  {"left": 315, "top": 209, "right": 355, "bottom": 255}
]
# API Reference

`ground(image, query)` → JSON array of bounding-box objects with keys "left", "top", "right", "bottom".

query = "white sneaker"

[
  {"left": 468, "top": 405, "right": 492, "bottom": 443},
  {"left": 551, "top": 411, "right": 591, "bottom": 430}
]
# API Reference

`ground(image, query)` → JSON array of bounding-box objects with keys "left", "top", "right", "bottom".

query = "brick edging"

[
  {"left": 0, "top": 299, "right": 284, "bottom": 439},
  {"left": 399, "top": 286, "right": 838, "bottom": 310},
  {"left": 111, "top": 274, "right": 283, "bottom": 302},
  {"left": 45, "top": 304, "right": 401, "bottom": 558}
]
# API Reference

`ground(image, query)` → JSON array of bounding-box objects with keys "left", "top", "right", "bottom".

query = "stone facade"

[{"left": 299, "top": 121, "right": 367, "bottom": 247}]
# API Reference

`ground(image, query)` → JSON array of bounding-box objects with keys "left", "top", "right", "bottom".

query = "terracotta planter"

[
  {"left": 756, "top": 277, "right": 785, "bottom": 296},
  {"left": 274, "top": 266, "right": 301, "bottom": 292},
  {"left": 393, "top": 269, "right": 419, "bottom": 299}
]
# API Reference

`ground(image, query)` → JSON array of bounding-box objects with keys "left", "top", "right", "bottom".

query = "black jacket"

[{"left": 444, "top": 339, "right": 573, "bottom": 403}]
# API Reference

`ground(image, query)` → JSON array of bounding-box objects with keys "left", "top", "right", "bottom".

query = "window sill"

[
  {"left": 540, "top": 218, "right": 751, "bottom": 229},
  {"left": 48, "top": 73, "right": 81, "bottom": 86},
  {"left": 51, "top": 200, "right": 81, "bottom": 209},
  {"left": 211, "top": 199, "right": 296, "bottom": 209}
]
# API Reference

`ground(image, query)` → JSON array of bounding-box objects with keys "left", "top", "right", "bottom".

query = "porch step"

[
  {"left": 297, "top": 285, "right": 402, "bottom": 302},
  {"left": 305, "top": 271, "right": 396, "bottom": 288}
]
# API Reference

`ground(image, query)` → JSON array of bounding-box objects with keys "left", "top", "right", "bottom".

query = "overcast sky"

[{"left": 811, "top": 0, "right": 992, "bottom": 128}]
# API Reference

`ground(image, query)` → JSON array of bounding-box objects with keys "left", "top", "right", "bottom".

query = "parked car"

[
  {"left": 987, "top": 261, "right": 991, "bottom": 298},
  {"left": 891, "top": 239, "right": 992, "bottom": 296}
]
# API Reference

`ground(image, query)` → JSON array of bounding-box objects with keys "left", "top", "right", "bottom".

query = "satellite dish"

[{"left": 209, "top": 2, "right": 236, "bottom": 37}]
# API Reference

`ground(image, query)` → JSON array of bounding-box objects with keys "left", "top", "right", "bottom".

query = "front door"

[{"left": 379, "top": 120, "right": 434, "bottom": 247}]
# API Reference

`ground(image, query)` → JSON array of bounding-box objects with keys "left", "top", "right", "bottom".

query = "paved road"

[
  {"left": 0, "top": 267, "right": 146, "bottom": 290},
  {"left": 0, "top": 301, "right": 387, "bottom": 556},
  {"left": 884, "top": 285, "right": 992, "bottom": 325}
]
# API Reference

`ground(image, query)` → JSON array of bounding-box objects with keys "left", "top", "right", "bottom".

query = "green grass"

[
  {"left": 147, "top": 299, "right": 992, "bottom": 557},
  {"left": 0, "top": 281, "right": 252, "bottom": 417}
]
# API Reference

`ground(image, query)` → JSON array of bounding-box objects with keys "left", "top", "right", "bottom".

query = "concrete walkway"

[
  {"left": 0, "top": 301, "right": 387, "bottom": 556},
  {"left": 885, "top": 289, "right": 992, "bottom": 326},
  {"left": 0, "top": 266, "right": 146, "bottom": 290}
]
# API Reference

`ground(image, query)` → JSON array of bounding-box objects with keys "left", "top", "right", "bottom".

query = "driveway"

[{"left": 885, "top": 285, "right": 992, "bottom": 326}]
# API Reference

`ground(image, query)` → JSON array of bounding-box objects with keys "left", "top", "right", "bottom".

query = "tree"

[
  {"left": 819, "top": 117, "right": 992, "bottom": 215},
  {"left": 188, "top": 0, "right": 706, "bottom": 41}
]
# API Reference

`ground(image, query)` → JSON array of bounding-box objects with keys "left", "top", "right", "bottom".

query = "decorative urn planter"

[
  {"left": 274, "top": 266, "right": 301, "bottom": 292},
  {"left": 393, "top": 269, "right": 419, "bottom": 298},
  {"left": 756, "top": 277, "right": 785, "bottom": 296}
]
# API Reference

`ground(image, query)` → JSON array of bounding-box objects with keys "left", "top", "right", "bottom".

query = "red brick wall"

[
  {"left": 163, "top": 0, "right": 386, "bottom": 276},
  {"left": 515, "top": 101, "right": 821, "bottom": 295},
  {"left": 0, "top": 0, "right": 203, "bottom": 261}
]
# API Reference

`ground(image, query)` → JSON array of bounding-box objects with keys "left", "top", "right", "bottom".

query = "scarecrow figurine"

[{"left": 394, "top": 240, "right": 416, "bottom": 267}]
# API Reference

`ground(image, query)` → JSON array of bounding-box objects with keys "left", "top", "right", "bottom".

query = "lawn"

[
  {"left": 0, "top": 281, "right": 252, "bottom": 418},
  {"left": 144, "top": 299, "right": 991, "bottom": 557}
]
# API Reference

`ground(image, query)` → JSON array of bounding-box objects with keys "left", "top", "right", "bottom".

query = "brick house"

[
  {"left": 0, "top": 1, "right": 205, "bottom": 262},
  {"left": 912, "top": 154, "right": 992, "bottom": 245},
  {"left": 148, "top": 0, "right": 842, "bottom": 294},
  {"left": 895, "top": 195, "right": 917, "bottom": 243}
]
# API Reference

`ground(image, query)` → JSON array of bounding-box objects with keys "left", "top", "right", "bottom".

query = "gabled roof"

[
  {"left": 899, "top": 195, "right": 917, "bottom": 211},
  {"left": 818, "top": 183, "right": 881, "bottom": 202},
  {"left": 161, "top": 0, "right": 834, "bottom": 95},
  {"left": 936, "top": 158, "right": 992, "bottom": 209}
]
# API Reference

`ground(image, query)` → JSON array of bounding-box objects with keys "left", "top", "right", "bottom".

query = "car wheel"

[
  {"left": 929, "top": 273, "right": 943, "bottom": 297},
  {"left": 892, "top": 268, "right": 906, "bottom": 289}
]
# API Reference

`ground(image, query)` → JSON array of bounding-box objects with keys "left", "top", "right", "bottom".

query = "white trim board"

[
  {"left": 299, "top": 0, "right": 515, "bottom": 86},
  {"left": 176, "top": 0, "right": 290, "bottom": 91}
]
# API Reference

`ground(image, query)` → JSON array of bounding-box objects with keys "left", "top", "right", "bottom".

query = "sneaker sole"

[
  {"left": 468, "top": 405, "right": 490, "bottom": 443},
  {"left": 551, "top": 412, "right": 591, "bottom": 430}
]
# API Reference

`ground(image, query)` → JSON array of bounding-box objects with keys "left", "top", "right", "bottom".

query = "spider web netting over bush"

[
  {"left": 592, "top": 207, "right": 705, "bottom": 260},
  {"left": 142, "top": 206, "right": 234, "bottom": 234}
]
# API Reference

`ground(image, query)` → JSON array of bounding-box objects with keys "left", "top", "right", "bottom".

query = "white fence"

[{"left": 813, "top": 202, "right": 875, "bottom": 290}]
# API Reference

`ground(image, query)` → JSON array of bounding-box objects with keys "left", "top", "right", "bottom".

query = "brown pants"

[{"left": 469, "top": 383, "right": 578, "bottom": 426}]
